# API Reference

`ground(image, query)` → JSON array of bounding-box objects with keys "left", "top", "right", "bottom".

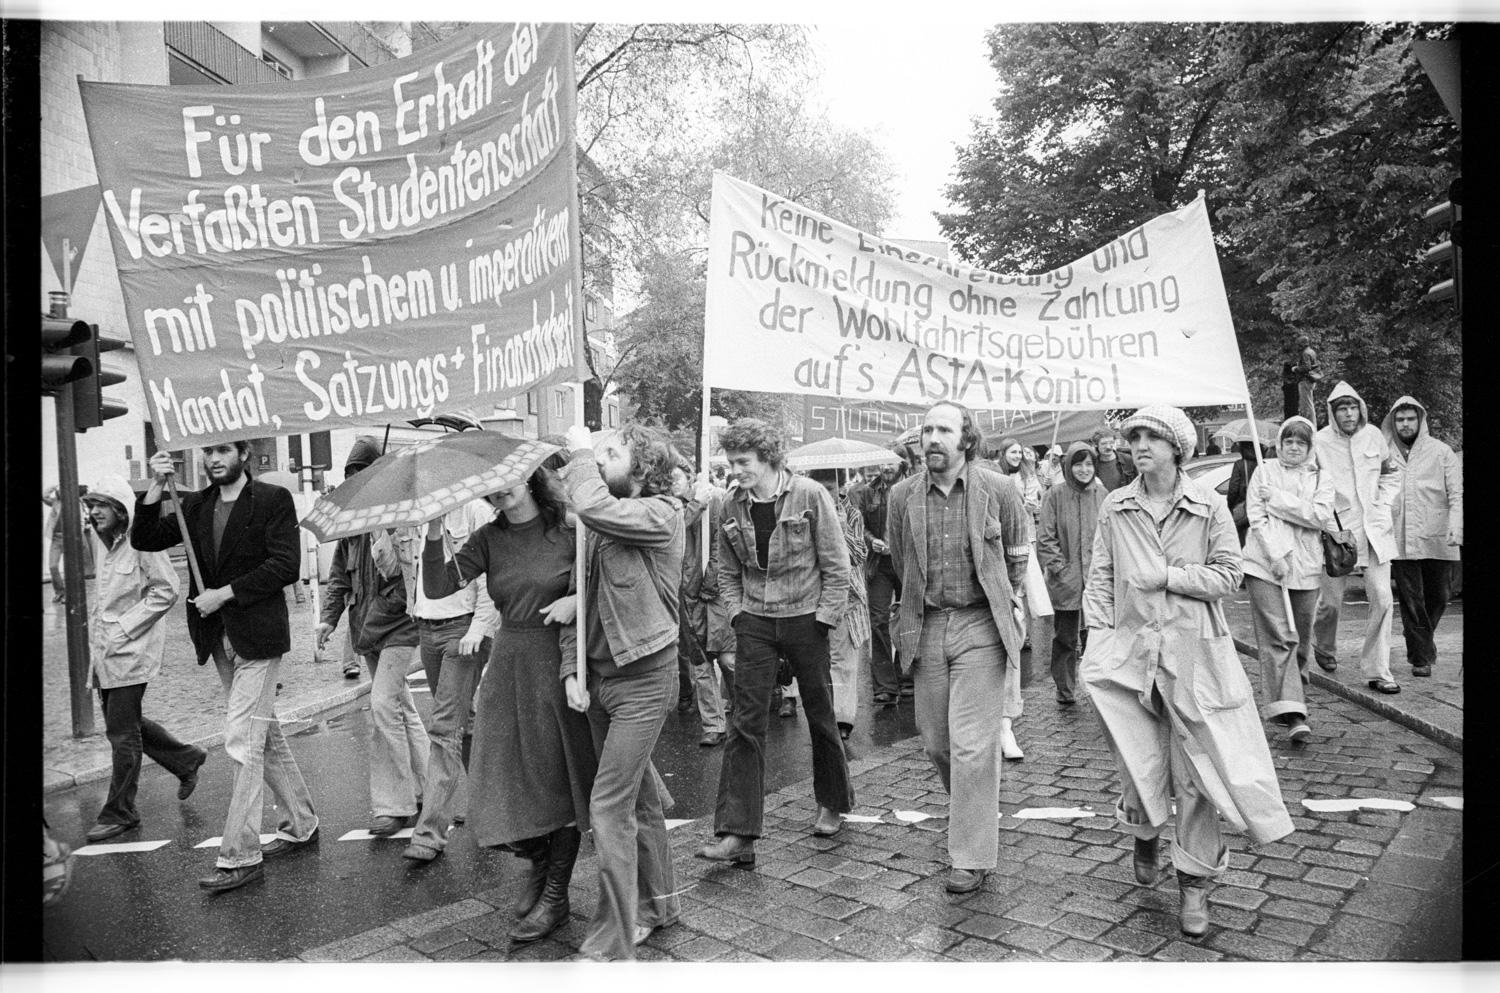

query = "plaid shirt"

[{"left": 924, "top": 466, "right": 984, "bottom": 609}]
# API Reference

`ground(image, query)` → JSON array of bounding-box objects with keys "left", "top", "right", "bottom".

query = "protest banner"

[
  {"left": 704, "top": 172, "right": 1250, "bottom": 411},
  {"left": 80, "top": 23, "right": 587, "bottom": 448},
  {"left": 800, "top": 396, "right": 1106, "bottom": 450}
]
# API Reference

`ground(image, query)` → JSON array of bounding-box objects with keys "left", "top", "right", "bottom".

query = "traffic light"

[
  {"left": 1420, "top": 177, "right": 1461, "bottom": 308},
  {"left": 41, "top": 316, "right": 91, "bottom": 394},
  {"left": 71, "top": 324, "right": 130, "bottom": 431}
]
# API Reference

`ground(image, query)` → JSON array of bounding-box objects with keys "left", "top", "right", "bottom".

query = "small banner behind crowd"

[
  {"left": 80, "top": 23, "right": 587, "bottom": 448},
  {"left": 704, "top": 173, "right": 1250, "bottom": 410},
  {"left": 801, "top": 397, "right": 1105, "bottom": 449}
]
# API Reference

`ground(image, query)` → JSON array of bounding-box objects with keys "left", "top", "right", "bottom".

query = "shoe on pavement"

[
  {"left": 1177, "top": 871, "right": 1212, "bottom": 937},
  {"left": 1367, "top": 678, "right": 1401, "bottom": 695},
  {"left": 698, "top": 731, "right": 726, "bottom": 747},
  {"left": 342, "top": 660, "right": 361, "bottom": 679},
  {"left": 199, "top": 863, "right": 265, "bottom": 893},
  {"left": 1288, "top": 721, "right": 1312, "bottom": 743},
  {"left": 1057, "top": 695, "right": 1076, "bottom": 706},
  {"left": 85, "top": 821, "right": 138, "bottom": 844},
  {"left": 812, "top": 806, "right": 842, "bottom": 837},
  {"left": 945, "top": 867, "right": 986, "bottom": 894},
  {"left": 177, "top": 748, "right": 208, "bottom": 800},
  {"left": 369, "top": 815, "right": 406, "bottom": 837},
  {"left": 402, "top": 843, "right": 440, "bottom": 862},
  {"left": 837, "top": 722, "right": 853, "bottom": 741},
  {"left": 1133, "top": 836, "right": 1160, "bottom": 885},
  {"left": 1315, "top": 655, "right": 1338, "bottom": 673},
  {"left": 778, "top": 698, "right": 796, "bottom": 719},
  {"left": 263, "top": 828, "right": 319, "bottom": 859},
  {"left": 697, "top": 834, "right": 756, "bottom": 865},
  {"left": 1412, "top": 664, "right": 1433, "bottom": 677},
  {"left": 1001, "top": 725, "right": 1024, "bottom": 761}
]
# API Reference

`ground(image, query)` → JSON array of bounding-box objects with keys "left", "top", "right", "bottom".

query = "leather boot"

[
  {"left": 1133, "top": 836, "right": 1160, "bottom": 885},
  {"left": 510, "top": 826, "right": 580, "bottom": 943},
  {"left": 511, "top": 835, "right": 550, "bottom": 920},
  {"left": 1177, "top": 870, "right": 1211, "bottom": 937}
]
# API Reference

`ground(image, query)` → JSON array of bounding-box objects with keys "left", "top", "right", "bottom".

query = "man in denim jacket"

[{"left": 699, "top": 418, "right": 852, "bottom": 867}]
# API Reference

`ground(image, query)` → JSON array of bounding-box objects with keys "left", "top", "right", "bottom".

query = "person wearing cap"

[
  {"left": 1311, "top": 383, "right": 1404, "bottom": 693},
  {"left": 1036, "top": 442, "right": 1106, "bottom": 707},
  {"left": 1381, "top": 396, "right": 1462, "bottom": 678},
  {"left": 1037, "top": 443, "right": 1066, "bottom": 491},
  {"left": 1082, "top": 405, "right": 1293, "bottom": 937},
  {"left": 1242, "top": 417, "right": 1336, "bottom": 742},
  {"left": 316, "top": 436, "right": 430, "bottom": 838},
  {"left": 133, "top": 442, "right": 318, "bottom": 892},
  {"left": 80, "top": 477, "right": 206, "bottom": 844}
]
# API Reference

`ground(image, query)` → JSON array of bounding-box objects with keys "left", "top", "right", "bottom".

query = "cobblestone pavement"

[{"left": 292, "top": 627, "right": 1464, "bottom": 963}]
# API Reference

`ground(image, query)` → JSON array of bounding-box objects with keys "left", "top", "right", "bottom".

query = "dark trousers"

[
  {"left": 1393, "top": 559, "right": 1453, "bottom": 670},
  {"left": 1050, "top": 609, "right": 1088, "bottom": 703},
  {"left": 97, "top": 682, "right": 200, "bottom": 826},
  {"left": 714, "top": 612, "right": 853, "bottom": 838},
  {"left": 867, "top": 555, "right": 900, "bottom": 695}
]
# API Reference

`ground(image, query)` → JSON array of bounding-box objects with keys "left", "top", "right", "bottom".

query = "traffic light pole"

[{"left": 54, "top": 381, "right": 96, "bottom": 738}]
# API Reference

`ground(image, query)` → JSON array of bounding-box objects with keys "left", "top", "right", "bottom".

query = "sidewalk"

[
  {"left": 42, "top": 570, "right": 370, "bottom": 793},
  {"left": 292, "top": 621, "right": 1464, "bottom": 963}
]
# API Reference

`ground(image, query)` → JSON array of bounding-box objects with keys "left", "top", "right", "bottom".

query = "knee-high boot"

[
  {"left": 509, "top": 826, "right": 580, "bottom": 943},
  {"left": 511, "top": 835, "right": 550, "bottom": 919}
]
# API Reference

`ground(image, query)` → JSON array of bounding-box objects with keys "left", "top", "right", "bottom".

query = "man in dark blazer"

[
  {"left": 133, "top": 441, "right": 318, "bottom": 892},
  {"left": 886, "top": 401, "right": 1030, "bottom": 895}
]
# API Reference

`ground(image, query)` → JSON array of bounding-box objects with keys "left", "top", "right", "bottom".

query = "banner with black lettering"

[
  {"left": 80, "top": 23, "right": 586, "bottom": 447},
  {"left": 704, "top": 172, "right": 1249, "bottom": 409}
]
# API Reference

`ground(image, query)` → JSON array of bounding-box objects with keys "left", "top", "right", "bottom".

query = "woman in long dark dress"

[{"left": 423, "top": 466, "right": 596, "bottom": 944}]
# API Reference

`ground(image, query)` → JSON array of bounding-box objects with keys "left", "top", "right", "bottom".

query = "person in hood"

[
  {"left": 316, "top": 436, "right": 429, "bottom": 838},
  {"left": 133, "top": 442, "right": 317, "bottom": 892},
  {"left": 1242, "top": 418, "right": 1336, "bottom": 742},
  {"left": 1311, "top": 383, "right": 1404, "bottom": 693},
  {"left": 1082, "top": 406, "right": 1293, "bottom": 938},
  {"left": 1381, "top": 397, "right": 1462, "bottom": 678},
  {"left": 1036, "top": 442, "right": 1106, "bottom": 706},
  {"left": 80, "top": 477, "right": 205, "bottom": 843}
]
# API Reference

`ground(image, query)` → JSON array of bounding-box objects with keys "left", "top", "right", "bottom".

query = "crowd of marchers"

[{"left": 46, "top": 378, "right": 1460, "bottom": 956}]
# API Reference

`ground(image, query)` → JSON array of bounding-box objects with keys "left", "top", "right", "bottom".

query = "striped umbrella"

[{"left": 785, "top": 437, "right": 903, "bottom": 471}]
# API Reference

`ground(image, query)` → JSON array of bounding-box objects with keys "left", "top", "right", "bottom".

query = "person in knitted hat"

[{"left": 1081, "top": 404, "right": 1293, "bottom": 938}]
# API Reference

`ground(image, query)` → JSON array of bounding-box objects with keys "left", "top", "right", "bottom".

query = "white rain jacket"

[
  {"left": 86, "top": 476, "right": 181, "bottom": 689},
  {"left": 1243, "top": 419, "right": 1336, "bottom": 591},
  {"left": 1381, "top": 395, "right": 1463, "bottom": 562},
  {"left": 1314, "top": 382, "right": 1402, "bottom": 567}
]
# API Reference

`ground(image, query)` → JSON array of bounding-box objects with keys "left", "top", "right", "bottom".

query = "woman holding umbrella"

[
  {"left": 1242, "top": 416, "right": 1335, "bottom": 743},
  {"left": 421, "top": 464, "right": 597, "bottom": 945}
]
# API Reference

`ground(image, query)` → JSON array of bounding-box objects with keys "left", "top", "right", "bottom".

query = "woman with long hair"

[
  {"left": 1242, "top": 416, "right": 1335, "bottom": 742},
  {"left": 422, "top": 464, "right": 597, "bottom": 945},
  {"left": 987, "top": 436, "right": 1044, "bottom": 759}
]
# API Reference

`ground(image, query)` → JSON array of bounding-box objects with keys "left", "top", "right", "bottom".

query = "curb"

[
  {"left": 42, "top": 681, "right": 372, "bottom": 796},
  {"left": 1231, "top": 636, "right": 1461, "bottom": 755}
]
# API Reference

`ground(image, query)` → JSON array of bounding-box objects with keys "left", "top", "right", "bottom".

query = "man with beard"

[
  {"left": 851, "top": 461, "right": 905, "bottom": 706},
  {"left": 133, "top": 443, "right": 317, "bottom": 892},
  {"left": 1091, "top": 427, "right": 1137, "bottom": 492},
  {"left": 557, "top": 423, "right": 685, "bottom": 960},
  {"left": 1381, "top": 397, "right": 1462, "bottom": 678},
  {"left": 886, "top": 401, "right": 1031, "bottom": 894}
]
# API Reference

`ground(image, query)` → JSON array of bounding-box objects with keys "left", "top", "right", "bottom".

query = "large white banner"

[{"left": 704, "top": 173, "right": 1249, "bottom": 410}]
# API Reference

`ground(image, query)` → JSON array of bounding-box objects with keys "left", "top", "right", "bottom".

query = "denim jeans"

[
  {"left": 578, "top": 655, "right": 680, "bottom": 961},
  {"left": 96, "top": 682, "right": 200, "bottom": 827},
  {"left": 714, "top": 612, "right": 852, "bottom": 838},
  {"left": 409, "top": 617, "right": 486, "bottom": 853},
  {"left": 867, "top": 556, "right": 899, "bottom": 696},
  {"left": 1392, "top": 559, "right": 1452, "bottom": 670},
  {"left": 211, "top": 641, "right": 317, "bottom": 868},
  {"left": 365, "top": 644, "right": 430, "bottom": 818},
  {"left": 913, "top": 606, "right": 1006, "bottom": 870}
]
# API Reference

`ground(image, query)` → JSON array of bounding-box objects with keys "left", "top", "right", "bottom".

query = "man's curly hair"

[
  {"left": 717, "top": 418, "right": 786, "bottom": 469},
  {"left": 621, "top": 424, "right": 679, "bottom": 497}
]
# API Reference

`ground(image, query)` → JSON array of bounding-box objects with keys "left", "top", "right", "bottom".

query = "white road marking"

[
  {"left": 339, "top": 828, "right": 415, "bottom": 841},
  {"left": 1301, "top": 797, "right": 1415, "bottom": 813},
  {"left": 892, "top": 810, "right": 937, "bottom": 823},
  {"left": 840, "top": 814, "right": 885, "bottom": 823},
  {"left": 1425, "top": 796, "right": 1463, "bottom": 810},
  {"left": 664, "top": 819, "right": 694, "bottom": 830},
  {"left": 1010, "top": 807, "right": 1096, "bottom": 820},
  {"left": 195, "top": 834, "right": 277, "bottom": 849},
  {"left": 75, "top": 840, "right": 174, "bottom": 856}
]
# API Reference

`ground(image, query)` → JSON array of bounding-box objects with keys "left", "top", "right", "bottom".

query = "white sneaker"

[{"left": 1001, "top": 725, "right": 1024, "bottom": 761}]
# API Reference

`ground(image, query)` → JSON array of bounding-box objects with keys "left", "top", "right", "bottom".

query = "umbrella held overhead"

[{"left": 785, "top": 437, "right": 903, "bottom": 471}]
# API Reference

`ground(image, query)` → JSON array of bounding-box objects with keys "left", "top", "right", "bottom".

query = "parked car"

[{"left": 1183, "top": 454, "right": 1239, "bottom": 496}]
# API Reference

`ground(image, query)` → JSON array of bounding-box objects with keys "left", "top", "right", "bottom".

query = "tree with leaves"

[{"left": 940, "top": 23, "right": 1459, "bottom": 442}]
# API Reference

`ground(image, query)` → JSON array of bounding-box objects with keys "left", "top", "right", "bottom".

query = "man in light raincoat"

[
  {"left": 1082, "top": 406, "right": 1294, "bottom": 937},
  {"left": 1381, "top": 396, "right": 1462, "bottom": 679},
  {"left": 80, "top": 476, "right": 205, "bottom": 843},
  {"left": 1311, "top": 383, "right": 1404, "bottom": 693}
]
